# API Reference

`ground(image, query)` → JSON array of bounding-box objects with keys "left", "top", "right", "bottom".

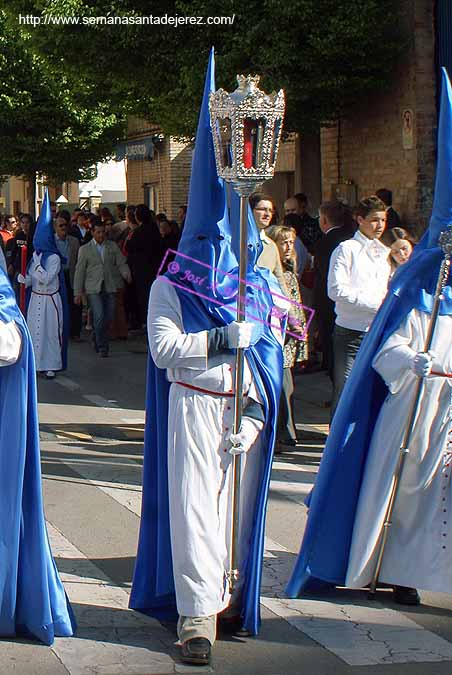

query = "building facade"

[
  {"left": 0, "top": 176, "right": 79, "bottom": 218},
  {"left": 123, "top": 117, "right": 193, "bottom": 220},
  {"left": 319, "top": 0, "right": 440, "bottom": 232}
]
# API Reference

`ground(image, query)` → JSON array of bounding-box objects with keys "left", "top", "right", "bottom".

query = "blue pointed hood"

[
  {"left": 179, "top": 47, "right": 227, "bottom": 245},
  {"left": 169, "top": 48, "right": 239, "bottom": 315},
  {"left": 423, "top": 67, "right": 452, "bottom": 248},
  {"left": 166, "top": 49, "right": 266, "bottom": 334},
  {"left": 33, "top": 189, "right": 58, "bottom": 257}
]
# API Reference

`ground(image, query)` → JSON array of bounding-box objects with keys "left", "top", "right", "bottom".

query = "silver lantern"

[
  {"left": 209, "top": 75, "right": 285, "bottom": 595},
  {"left": 209, "top": 75, "right": 285, "bottom": 196}
]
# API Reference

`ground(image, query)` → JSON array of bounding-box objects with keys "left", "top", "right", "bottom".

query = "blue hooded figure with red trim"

[
  {"left": 130, "top": 50, "right": 284, "bottom": 665},
  {"left": 19, "top": 189, "right": 69, "bottom": 378}
]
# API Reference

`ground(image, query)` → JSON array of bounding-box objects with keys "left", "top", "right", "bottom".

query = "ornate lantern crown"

[{"left": 209, "top": 74, "right": 285, "bottom": 193}]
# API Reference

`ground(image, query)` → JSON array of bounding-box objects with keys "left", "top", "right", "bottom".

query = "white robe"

[
  {"left": 346, "top": 308, "right": 452, "bottom": 592},
  {"left": 0, "top": 320, "right": 22, "bottom": 366},
  {"left": 148, "top": 277, "right": 264, "bottom": 617},
  {"left": 25, "top": 254, "right": 63, "bottom": 372}
]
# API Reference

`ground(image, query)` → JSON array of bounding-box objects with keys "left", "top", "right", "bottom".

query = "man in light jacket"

[{"left": 74, "top": 221, "right": 131, "bottom": 357}]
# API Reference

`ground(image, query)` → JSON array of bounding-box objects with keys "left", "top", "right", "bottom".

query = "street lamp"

[
  {"left": 79, "top": 189, "right": 90, "bottom": 210},
  {"left": 56, "top": 194, "right": 69, "bottom": 209},
  {"left": 209, "top": 74, "right": 285, "bottom": 591}
]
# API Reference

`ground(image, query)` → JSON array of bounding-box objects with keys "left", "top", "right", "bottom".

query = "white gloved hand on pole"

[
  {"left": 228, "top": 417, "right": 264, "bottom": 455},
  {"left": 32, "top": 251, "right": 42, "bottom": 266},
  {"left": 226, "top": 321, "right": 253, "bottom": 349},
  {"left": 17, "top": 273, "right": 26, "bottom": 284},
  {"left": 410, "top": 351, "right": 433, "bottom": 377}
]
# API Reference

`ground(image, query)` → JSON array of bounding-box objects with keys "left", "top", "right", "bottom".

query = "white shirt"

[
  {"left": 328, "top": 229, "right": 391, "bottom": 331},
  {"left": 95, "top": 241, "right": 105, "bottom": 262}
]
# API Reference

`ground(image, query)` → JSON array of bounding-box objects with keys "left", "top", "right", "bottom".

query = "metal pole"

[
  {"left": 228, "top": 194, "right": 249, "bottom": 592},
  {"left": 19, "top": 243, "right": 28, "bottom": 314},
  {"left": 369, "top": 251, "right": 451, "bottom": 596}
]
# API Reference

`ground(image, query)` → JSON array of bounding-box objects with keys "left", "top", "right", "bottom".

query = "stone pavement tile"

[
  {"left": 0, "top": 641, "right": 68, "bottom": 675},
  {"left": 263, "top": 596, "right": 452, "bottom": 666},
  {"left": 52, "top": 628, "right": 176, "bottom": 675},
  {"left": 56, "top": 456, "right": 143, "bottom": 517},
  {"left": 46, "top": 523, "right": 183, "bottom": 673}
]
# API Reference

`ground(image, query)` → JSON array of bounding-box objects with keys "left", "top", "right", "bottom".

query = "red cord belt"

[
  {"left": 174, "top": 381, "right": 247, "bottom": 397},
  {"left": 431, "top": 371, "right": 452, "bottom": 378}
]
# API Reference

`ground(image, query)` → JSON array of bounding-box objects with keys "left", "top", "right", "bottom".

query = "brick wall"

[
  {"left": 125, "top": 118, "right": 193, "bottom": 219},
  {"left": 167, "top": 139, "right": 193, "bottom": 219},
  {"left": 320, "top": 0, "right": 436, "bottom": 232}
]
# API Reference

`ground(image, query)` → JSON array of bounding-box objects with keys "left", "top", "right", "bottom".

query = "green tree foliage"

[
  {"left": 0, "top": 10, "right": 126, "bottom": 183},
  {"left": 5, "top": 0, "right": 403, "bottom": 137}
]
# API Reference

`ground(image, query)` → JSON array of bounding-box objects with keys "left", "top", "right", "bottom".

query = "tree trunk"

[{"left": 27, "top": 173, "right": 37, "bottom": 221}]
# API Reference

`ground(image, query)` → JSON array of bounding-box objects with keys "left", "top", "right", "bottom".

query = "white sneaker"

[{"left": 45, "top": 370, "right": 56, "bottom": 379}]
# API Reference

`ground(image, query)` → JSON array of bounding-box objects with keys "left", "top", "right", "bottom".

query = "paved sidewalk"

[{"left": 293, "top": 367, "right": 332, "bottom": 438}]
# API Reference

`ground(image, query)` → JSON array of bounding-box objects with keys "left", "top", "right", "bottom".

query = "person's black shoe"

[
  {"left": 217, "top": 614, "right": 251, "bottom": 637},
  {"left": 279, "top": 438, "right": 297, "bottom": 447},
  {"left": 180, "top": 637, "right": 211, "bottom": 665},
  {"left": 91, "top": 334, "right": 99, "bottom": 353},
  {"left": 393, "top": 585, "right": 421, "bottom": 605}
]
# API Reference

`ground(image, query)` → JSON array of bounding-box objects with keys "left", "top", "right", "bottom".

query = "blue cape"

[
  {"left": 130, "top": 49, "right": 283, "bottom": 633},
  {"left": 31, "top": 188, "right": 69, "bottom": 370},
  {"left": 129, "top": 281, "right": 282, "bottom": 633},
  {"left": 0, "top": 266, "right": 75, "bottom": 643}
]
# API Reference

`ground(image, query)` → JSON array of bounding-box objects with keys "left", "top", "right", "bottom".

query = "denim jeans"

[
  {"left": 87, "top": 291, "right": 116, "bottom": 354},
  {"left": 331, "top": 324, "right": 365, "bottom": 418}
]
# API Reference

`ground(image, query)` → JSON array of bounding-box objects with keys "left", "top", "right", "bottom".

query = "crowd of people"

[
  {"left": 0, "top": 202, "right": 186, "bottom": 376},
  {"left": 243, "top": 189, "right": 417, "bottom": 448},
  {"left": 0, "top": 188, "right": 414, "bottom": 426}
]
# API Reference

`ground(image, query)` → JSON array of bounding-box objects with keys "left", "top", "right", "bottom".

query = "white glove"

[
  {"left": 228, "top": 417, "right": 264, "bottom": 455},
  {"left": 17, "top": 273, "right": 26, "bottom": 284},
  {"left": 226, "top": 321, "right": 253, "bottom": 349},
  {"left": 410, "top": 351, "right": 433, "bottom": 377},
  {"left": 32, "top": 251, "right": 42, "bottom": 266}
]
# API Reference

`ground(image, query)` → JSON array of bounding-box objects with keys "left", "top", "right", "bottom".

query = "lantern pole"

[
  {"left": 228, "top": 186, "right": 254, "bottom": 590},
  {"left": 209, "top": 75, "right": 285, "bottom": 593}
]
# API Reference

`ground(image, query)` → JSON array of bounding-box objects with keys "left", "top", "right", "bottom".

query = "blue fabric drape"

[{"left": 0, "top": 266, "right": 75, "bottom": 643}]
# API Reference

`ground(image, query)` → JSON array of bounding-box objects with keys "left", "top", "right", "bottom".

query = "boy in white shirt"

[{"left": 328, "top": 196, "right": 391, "bottom": 415}]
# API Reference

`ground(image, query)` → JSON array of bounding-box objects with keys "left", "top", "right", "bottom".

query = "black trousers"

[
  {"left": 277, "top": 367, "right": 297, "bottom": 442},
  {"left": 64, "top": 270, "right": 82, "bottom": 338},
  {"left": 331, "top": 325, "right": 364, "bottom": 419}
]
